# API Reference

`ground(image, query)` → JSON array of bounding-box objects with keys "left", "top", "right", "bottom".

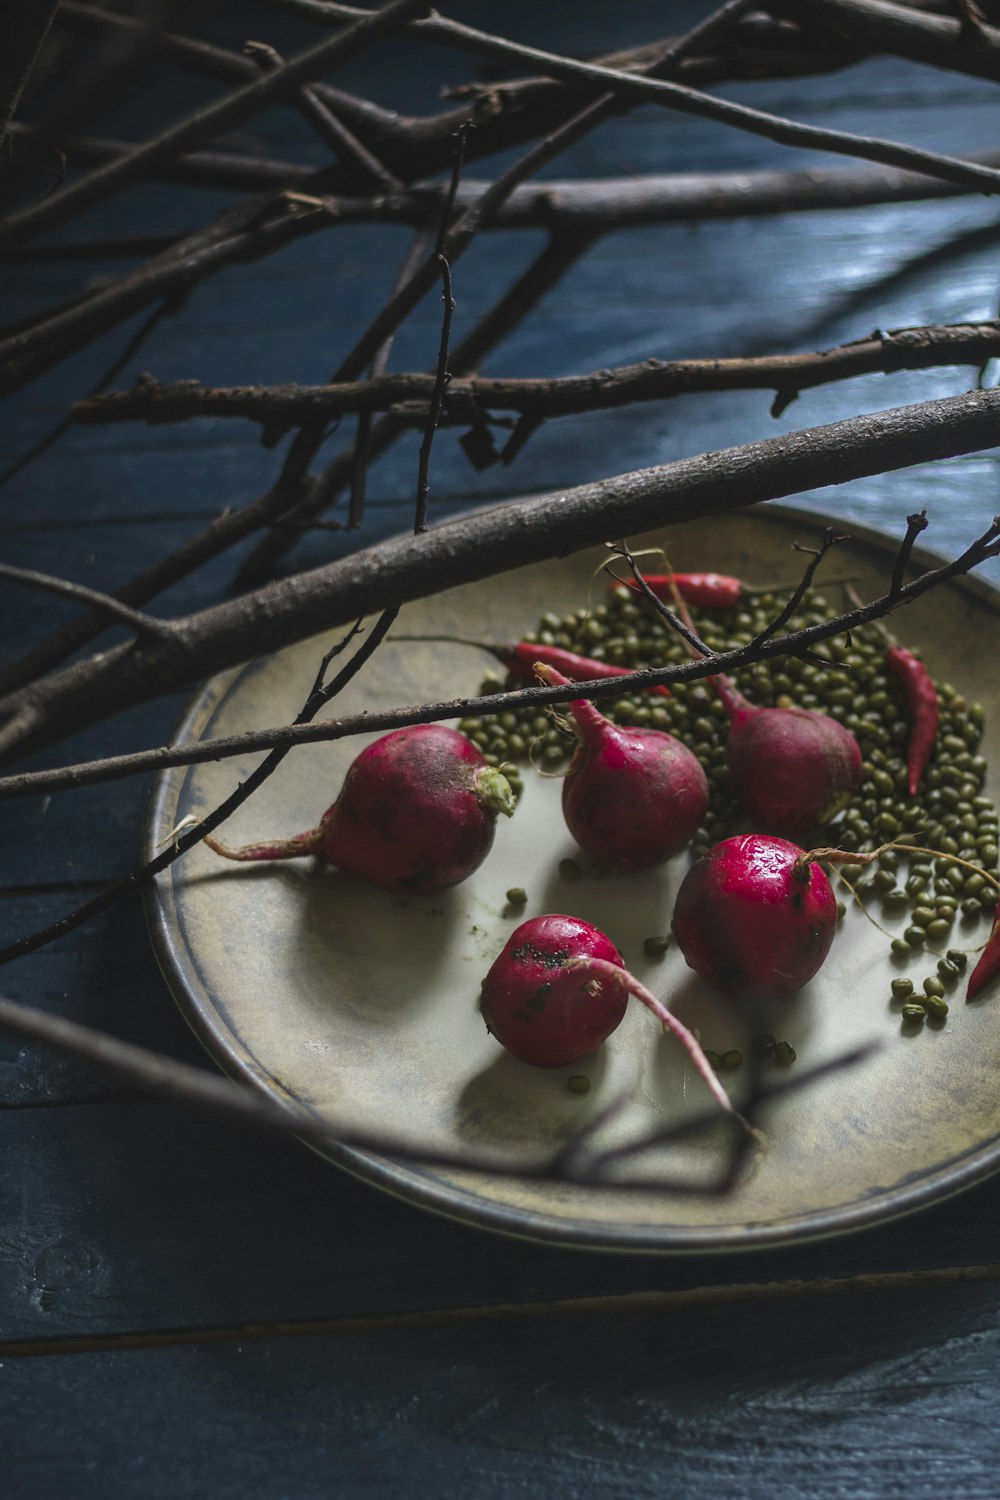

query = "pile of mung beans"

[{"left": 459, "top": 583, "right": 998, "bottom": 1031}]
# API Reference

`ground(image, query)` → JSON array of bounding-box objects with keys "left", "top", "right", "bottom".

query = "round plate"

[{"left": 145, "top": 505, "right": 1000, "bottom": 1252}]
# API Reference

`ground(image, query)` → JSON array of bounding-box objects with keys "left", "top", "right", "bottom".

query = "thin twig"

[
  {"left": 0, "top": 293, "right": 183, "bottom": 492},
  {"left": 0, "top": 0, "right": 59, "bottom": 168},
  {"left": 54, "top": 1, "right": 778, "bottom": 181},
  {"left": 0, "top": 450, "right": 322, "bottom": 699},
  {"left": 610, "top": 541, "right": 715, "bottom": 659},
  {"left": 953, "top": 0, "right": 995, "bottom": 46},
  {"left": 253, "top": 233, "right": 592, "bottom": 572},
  {"left": 414, "top": 252, "right": 454, "bottom": 532},
  {"left": 0, "top": 186, "right": 328, "bottom": 398},
  {"left": 414, "top": 128, "right": 467, "bottom": 532},
  {"left": 9, "top": 150, "right": 1000, "bottom": 398},
  {"left": 0, "top": 232, "right": 182, "bottom": 263},
  {"left": 348, "top": 226, "right": 437, "bottom": 529},
  {"left": 0, "top": 564, "right": 172, "bottom": 639},
  {"left": 244, "top": 39, "right": 400, "bottom": 191},
  {"left": 891, "top": 508, "right": 931, "bottom": 596},
  {"left": 752, "top": 529, "right": 850, "bottom": 647},
  {"left": 9, "top": 149, "right": 1000, "bottom": 268},
  {"left": 235, "top": 116, "right": 594, "bottom": 579}
]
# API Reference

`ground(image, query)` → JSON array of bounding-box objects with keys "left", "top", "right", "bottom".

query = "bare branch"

[
  {"left": 767, "top": 0, "right": 1000, "bottom": 80},
  {"left": 0, "top": 293, "right": 183, "bottom": 492},
  {"left": 264, "top": 1, "right": 866, "bottom": 170},
  {"left": 755, "top": 529, "right": 850, "bottom": 645},
  {"left": 228, "top": 0, "right": 852, "bottom": 581},
  {"left": 414, "top": 127, "right": 467, "bottom": 532},
  {"left": 0, "top": 188, "right": 327, "bottom": 399},
  {"left": 5, "top": 384, "right": 1000, "bottom": 763},
  {"left": 73, "top": 320, "right": 1000, "bottom": 431},
  {"left": 0, "top": 564, "right": 172, "bottom": 639},
  {"left": 349, "top": 224, "right": 437, "bottom": 529},
  {"left": 0, "top": 0, "right": 59, "bottom": 166},
  {"left": 890, "top": 508, "right": 931, "bottom": 596},
  {"left": 244, "top": 39, "right": 400, "bottom": 191},
  {"left": 8, "top": 152, "right": 1000, "bottom": 398},
  {"left": 610, "top": 541, "right": 715, "bottom": 660},
  {"left": 426, "top": 11, "right": 1000, "bottom": 188},
  {"left": 0, "top": 0, "right": 436, "bottom": 248}
]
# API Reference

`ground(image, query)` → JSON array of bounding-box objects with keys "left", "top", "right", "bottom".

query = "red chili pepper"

[
  {"left": 967, "top": 898, "right": 1000, "bottom": 1000},
  {"left": 620, "top": 571, "right": 858, "bottom": 611},
  {"left": 500, "top": 642, "right": 671, "bottom": 698},
  {"left": 623, "top": 572, "right": 745, "bottom": 610},
  {"left": 844, "top": 585, "right": 940, "bottom": 800},
  {"left": 885, "top": 645, "right": 939, "bottom": 797},
  {"left": 390, "top": 633, "right": 671, "bottom": 697}
]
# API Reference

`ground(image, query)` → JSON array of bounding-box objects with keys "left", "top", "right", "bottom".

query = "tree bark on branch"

[
  {"left": 0, "top": 0, "right": 435, "bottom": 248},
  {"left": 767, "top": 0, "right": 1000, "bottom": 80},
  {"left": 72, "top": 321, "right": 1000, "bottom": 430},
  {"left": 4, "top": 383, "right": 1000, "bottom": 762}
]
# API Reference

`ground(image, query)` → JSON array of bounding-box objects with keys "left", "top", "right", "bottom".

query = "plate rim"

[{"left": 143, "top": 500, "right": 1000, "bottom": 1255}]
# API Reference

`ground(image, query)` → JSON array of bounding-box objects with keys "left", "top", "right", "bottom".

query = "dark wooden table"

[{"left": 5, "top": 4, "right": 1000, "bottom": 1494}]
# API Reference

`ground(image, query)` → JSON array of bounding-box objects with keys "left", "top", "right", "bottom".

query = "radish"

[
  {"left": 479, "top": 913, "right": 745, "bottom": 1126},
  {"left": 672, "top": 834, "right": 838, "bottom": 1003},
  {"left": 534, "top": 661, "right": 709, "bottom": 870},
  {"left": 205, "top": 724, "right": 515, "bottom": 894},
  {"left": 712, "top": 673, "right": 862, "bottom": 841},
  {"left": 480, "top": 914, "right": 627, "bottom": 1068}
]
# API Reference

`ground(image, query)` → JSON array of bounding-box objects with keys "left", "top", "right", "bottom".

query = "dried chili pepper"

[
  {"left": 499, "top": 641, "right": 670, "bottom": 697},
  {"left": 621, "top": 571, "right": 856, "bottom": 611},
  {"left": 966, "top": 899, "right": 1000, "bottom": 1001},
  {"left": 391, "top": 634, "right": 670, "bottom": 695},
  {"left": 845, "top": 584, "right": 939, "bottom": 797},
  {"left": 885, "top": 643, "right": 940, "bottom": 797},
  {"left": 622, "top": 571, "right": 744, "bottom": 609}
]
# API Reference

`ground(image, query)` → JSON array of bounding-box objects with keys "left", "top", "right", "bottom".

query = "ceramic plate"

[{"left": 145, "top": 505, "right": 1000, "bottom": 1252}]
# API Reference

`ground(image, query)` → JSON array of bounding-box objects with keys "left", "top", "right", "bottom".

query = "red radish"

[
  {"left": 205, "top": 724, "right": 515, "bottom": 894},
  {"left": 535, "top": 661, "right": 708, "bottom": 870},
  {"left": 712, "top": 673, "right": 862, "bottom": 841},
  {"left": 672, "top": 834, "right": 838, "bottom": 1003},
  {"left": 480, "top": 914, "right": 627, "bottom": 1068},
  {"left": 647, "top": 585, "right": 861, "bottom": 841},
  {"left": 479, "top": 914, "right": 744, "bottom": 1125}
]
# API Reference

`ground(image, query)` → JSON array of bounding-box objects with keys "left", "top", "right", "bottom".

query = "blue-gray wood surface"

[{"left": 4, "top": 3, "right": 1000, "bottom": 1495}]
